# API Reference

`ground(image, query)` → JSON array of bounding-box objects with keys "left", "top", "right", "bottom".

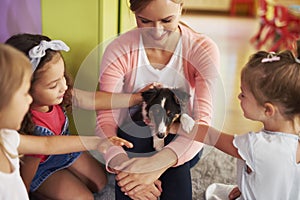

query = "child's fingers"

[
  {"left": 139, "top": 82, "right": 163, "bottom": 92},
  {"left": 152, "top": 82, "right": 163, "bottom": 88},
  {"left": 109, "top": 136, "right": 133, "bottom": 148}
]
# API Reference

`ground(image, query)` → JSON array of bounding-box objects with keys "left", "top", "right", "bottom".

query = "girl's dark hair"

[{"left": 5, "top": 33, "right": 73, "bottom": 135}]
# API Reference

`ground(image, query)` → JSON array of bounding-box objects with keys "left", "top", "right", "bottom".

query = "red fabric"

[{"left": 28, "top": 105, "right": 65, "bottom": 162}]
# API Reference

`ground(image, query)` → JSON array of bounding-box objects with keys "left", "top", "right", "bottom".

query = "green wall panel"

[
  {"left": 41, "top": 0, "right": 119, "bottom": 77},
  {"left": 119, "top": 0, "right": 136, "bottom": 33},
  {"left": 41, "top": 0, "right": 119, "bottom": 135}
]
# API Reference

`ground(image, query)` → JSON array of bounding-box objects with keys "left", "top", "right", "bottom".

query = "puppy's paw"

[{"left": 180, "top": 113, "right": 195, "bottom": 133}]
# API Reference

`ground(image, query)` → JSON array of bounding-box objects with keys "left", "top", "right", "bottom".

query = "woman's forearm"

[{"left": 152, "top": 148, "right": 178, "bottom": 170}]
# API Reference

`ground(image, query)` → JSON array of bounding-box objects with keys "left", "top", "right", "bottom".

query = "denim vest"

[{"left": 30, "top": 113, "right": 82, "bottom": 192}]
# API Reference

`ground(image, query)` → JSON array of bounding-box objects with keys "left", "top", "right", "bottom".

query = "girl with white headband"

[{"left": 5, "top": 33, "right": 143, "bottom": 199}]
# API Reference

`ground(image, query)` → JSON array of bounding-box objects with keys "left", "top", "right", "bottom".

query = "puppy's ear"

[
  {"left": 142, "top": 87, "right": 159, "bottom": 103},
  {"left": 172, "top": 88, "right": 190, "bottom": 105}
]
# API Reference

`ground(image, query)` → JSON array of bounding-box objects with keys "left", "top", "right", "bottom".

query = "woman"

[{"left": 97, "top": 0, "right": 221, "bottom": 199}]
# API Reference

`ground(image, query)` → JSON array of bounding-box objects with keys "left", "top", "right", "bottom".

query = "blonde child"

[
  {"left": 0, "top": 43, "right": 134, "bottom": 199},
  {"left": 4, "top": 33, "right": 139, "bottom": 199}
]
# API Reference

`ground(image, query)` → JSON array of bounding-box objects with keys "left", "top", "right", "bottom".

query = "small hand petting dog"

[{"left": 132, "top": 86, "right": 195, "bottom": 151}]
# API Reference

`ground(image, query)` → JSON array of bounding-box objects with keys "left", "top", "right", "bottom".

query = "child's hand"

[
  {"left": 109, "top": 136, "right": 133, "bottom": 148},
  {"left": 139, "top": 82, "right": 163, "bottom": 93}
]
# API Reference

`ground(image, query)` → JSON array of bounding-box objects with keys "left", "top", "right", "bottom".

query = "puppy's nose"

[{"left": 156, "top": 132, "right": 165, "bottom": 139}]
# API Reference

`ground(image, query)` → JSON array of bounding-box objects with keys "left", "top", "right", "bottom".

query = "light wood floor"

[{"left": 181, "top": 13, "right": 263, "bottom": 135}]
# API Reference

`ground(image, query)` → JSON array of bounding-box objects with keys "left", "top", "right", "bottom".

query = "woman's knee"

[{"left": 159, "top": 163, "right": 192, "bottom": 200}]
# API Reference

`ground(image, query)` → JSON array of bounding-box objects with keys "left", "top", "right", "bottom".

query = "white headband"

[
  {"left": 28, "top": 40, "right": 70, "bottom": 72},
  {"left": 261, "top": 52, "right": 280, "bottom": 63}
]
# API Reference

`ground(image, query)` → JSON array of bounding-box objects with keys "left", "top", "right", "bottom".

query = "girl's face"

[
  {"left": 238, "top": 83, "right": 265, "bottom": 121},
  {"left": 0, "top": 71, "right": 32, "bottom": 130},
  {"left": 135, "top": 0, "right": 182, "bottom": 45},
  {"left": 31, "top": 54, "right": 68, "bottom": 112}
]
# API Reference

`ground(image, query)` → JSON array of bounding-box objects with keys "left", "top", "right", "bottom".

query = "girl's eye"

[{"left": 49, "top": 84, "right": 57, "bottom": 89}]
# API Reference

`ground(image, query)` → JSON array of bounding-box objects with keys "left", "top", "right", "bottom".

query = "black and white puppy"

[{"left": 132, "top": 87, "right": 195, "bottom": 151}]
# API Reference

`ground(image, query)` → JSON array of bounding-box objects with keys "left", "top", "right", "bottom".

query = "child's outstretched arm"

[
  {"left": 18, "top": 134, "right": 133, "bottom": 155},
  {"left": 187, "top": 124, "right": 241, "bottom": 159},
  {"left": 72, "top": 82, "right": 161, "bottom": 110},
  {"left": 73, "top": 89, "right": 142, "bottom": 110}
]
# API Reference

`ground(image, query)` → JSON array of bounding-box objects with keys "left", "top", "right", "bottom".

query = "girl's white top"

[
  {"left": 234, "top": 130, "right": 300, "bottom": 200},
  {"left": 0, "top": 129, "right": 29, "bottom": 200}
]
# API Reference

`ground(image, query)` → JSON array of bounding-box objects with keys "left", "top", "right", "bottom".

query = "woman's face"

[{"left": 135, "top": 0, "right": 182, "bottom": 44}]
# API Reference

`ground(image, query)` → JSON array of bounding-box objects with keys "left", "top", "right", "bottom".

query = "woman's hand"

[
  {"left": 126, "top": 180, "right": 162, "bottom": 200},
  {"left": 115, "top": 148, "right": 177, "bottom": 195},
  {"left": 115, "top": 157, "right": 164, "bottom": 196}
]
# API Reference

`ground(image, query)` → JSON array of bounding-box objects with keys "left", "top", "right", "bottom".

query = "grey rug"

[
  {"left": 94, "top": 146, "right": 237, "bottom": 200},
  {"left": 191, "top": 146, "right": 237, "bottom": 200}
]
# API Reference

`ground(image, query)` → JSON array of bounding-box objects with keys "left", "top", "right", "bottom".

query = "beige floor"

[{"left": 181, "top": 13, "right": 263, "bottom": 135}]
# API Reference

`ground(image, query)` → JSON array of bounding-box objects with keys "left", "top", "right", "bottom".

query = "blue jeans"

[
  {"left": 115, "top": 121, "right": 202, "bottom": 200},
  {"left": 30, "top": 151, "right": 81, "bottom": 191},
  {"left": 29, "top": 116, "right": 82, "bottom": 192}
]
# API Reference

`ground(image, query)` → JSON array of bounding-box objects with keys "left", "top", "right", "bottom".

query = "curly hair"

[{"left": 5, "top": 33, "right": 73, "bottom": 135}]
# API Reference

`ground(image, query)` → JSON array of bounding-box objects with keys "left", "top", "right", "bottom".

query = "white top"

[
  {"left": 0, "top": 129, "right": 29, "bottom": 200},
  {"left": 133, "top": 36, "right": 187, "bottom": 92},
  {"left": 234, "top": 130, "right": 300, "bottom": 200}
]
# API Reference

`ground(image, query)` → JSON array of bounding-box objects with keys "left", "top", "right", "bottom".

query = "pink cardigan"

[{"left": 97, "top": 24, "right": 220, "bottom": 170}]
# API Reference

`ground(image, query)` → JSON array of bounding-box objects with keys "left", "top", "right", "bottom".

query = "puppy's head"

[{"left": 142, "top": 87, "right": 190, "bottom": 139}]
